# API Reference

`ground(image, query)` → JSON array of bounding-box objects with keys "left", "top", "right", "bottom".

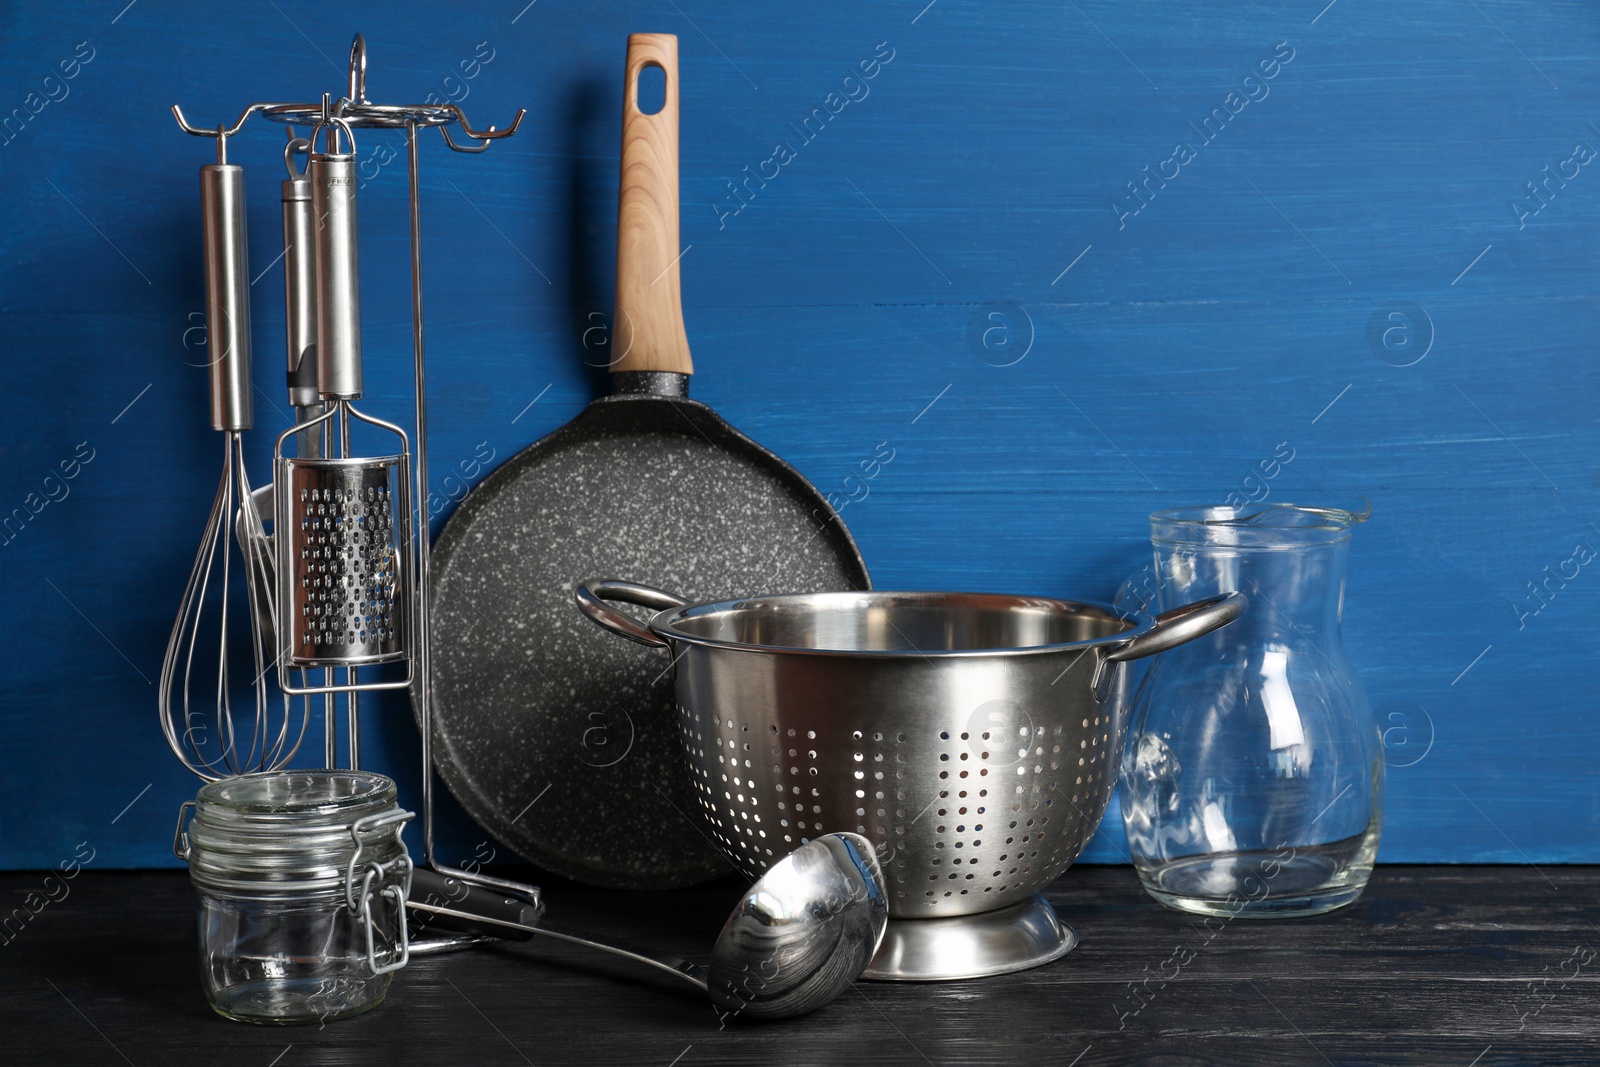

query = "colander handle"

[
  {"left": 575, "top": 580, "right": 688, "bottom": 649},
  {"left": 1104, "top": 591, "right": 1246, "bottom": 662}
]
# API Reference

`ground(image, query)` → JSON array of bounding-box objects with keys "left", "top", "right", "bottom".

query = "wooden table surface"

[{"left": 4, "top": 866, "right": 1595, "bottom": 1066}]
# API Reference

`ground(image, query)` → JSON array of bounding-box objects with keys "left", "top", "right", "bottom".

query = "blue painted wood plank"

[{"left": 0, "top": 0, "right": 1595, "bottom": 868}]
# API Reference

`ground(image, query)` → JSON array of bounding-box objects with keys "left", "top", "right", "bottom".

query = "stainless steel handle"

[
  {"left": 310, "top": 133, "right": 362, "bottom": 400},
  {"left": 408, "top": 868, "right": 539, "bottom": 942},
  {"left": 282, "top": 153, "right": 318, "bottom": 410},
  {"left": 574, "top": 580, "right": 688, "bottom": 649},
  {"left": 404, "top": 897, "right": 710, "bottom": 995},
  {"left": 1105, "top": 591, "right": 1246, "bottom": 663},
  {"left": 200, "top": 163, "right": 252, "bottom": 431}
]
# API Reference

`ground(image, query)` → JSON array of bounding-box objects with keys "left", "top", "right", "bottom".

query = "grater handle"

[
  {"left": 200, "top": 162, "right": 252, "bottom": 432},
  {"left": 310, "top": 128, "right": 362, "bottom": 400}
]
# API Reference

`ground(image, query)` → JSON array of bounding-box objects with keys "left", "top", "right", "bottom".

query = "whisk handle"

[{"left": 201, "top": 163, "right": 252, "bottom": 432}]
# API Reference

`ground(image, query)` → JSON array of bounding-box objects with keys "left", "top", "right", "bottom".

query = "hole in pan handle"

[{"left": 575, "top": 579, "right": 689, "bottom": 649}]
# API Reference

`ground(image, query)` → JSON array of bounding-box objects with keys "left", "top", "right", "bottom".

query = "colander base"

[{"left": 860, "top": 893, "right": 1077, "bottom": 981}]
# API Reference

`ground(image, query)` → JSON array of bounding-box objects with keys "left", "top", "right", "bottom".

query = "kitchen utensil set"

[
  {"left": 166, "top": 35, "right": 541, "bottom": 1022},
  {"left": 160, "top": 29, "right": 1267, "bottom": 1027}
]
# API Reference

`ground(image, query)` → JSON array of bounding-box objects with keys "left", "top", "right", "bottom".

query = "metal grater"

[{"left": 281, "top": 455, "right": 411, "bottom": 667}]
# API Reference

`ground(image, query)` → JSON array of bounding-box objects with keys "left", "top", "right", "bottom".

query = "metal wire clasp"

[
  {"left": 344, "top": 808, "right": 416, "bottom": 977},
  {"left": 172, "top": 800, "right": 197, "bottom": 860},
  {"left": 310, "top": 98, "right": 358, "bottom": 157}
]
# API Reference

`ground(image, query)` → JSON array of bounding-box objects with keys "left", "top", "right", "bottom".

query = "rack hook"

[
  {"left": 439, "top": 124, "right": 491, "bottom": 153},
  {"left": 172, "top": 102, "right": 266, "bottom": 140},
  {"left": 438, "top": 105, "right": 526, "bottom": 153},
  {"left": 310, "top": 114, "right": 358, "bottom": 156},
  {"left": 310, "top": 94, "right": 358, "bottom": 155},
  {"left": 348, "top": 33, "right": 368, "bottom": 105}
]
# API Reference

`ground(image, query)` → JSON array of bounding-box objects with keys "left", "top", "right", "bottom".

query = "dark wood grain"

[{"left": 4, "top": 866, "right": 1596, "bottom": 1065}]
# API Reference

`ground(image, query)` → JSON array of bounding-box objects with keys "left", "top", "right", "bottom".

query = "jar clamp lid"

[{"left": 175, "top": 769, "right": 416, "bottom": 977}]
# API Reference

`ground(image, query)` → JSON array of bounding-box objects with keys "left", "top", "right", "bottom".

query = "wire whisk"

[{"left": 160, "top": 135, "right": 309, "bottom": 781}]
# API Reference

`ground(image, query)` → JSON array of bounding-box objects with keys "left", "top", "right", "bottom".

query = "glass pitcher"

[{"left": 1119, "top": 504, "right": 1382, "bottom": 917}]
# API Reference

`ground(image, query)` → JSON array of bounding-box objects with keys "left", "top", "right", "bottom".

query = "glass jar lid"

[
  {"left": 201, "top": 768, "right": 395, "bottom": 817},
  {"left": 184, "top": 770, "right": 409, "bottom": 896}
]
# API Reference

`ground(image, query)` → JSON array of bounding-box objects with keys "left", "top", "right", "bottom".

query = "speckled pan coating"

[{"left": 427, "top": 392, "right": 869, "bottom": 890}]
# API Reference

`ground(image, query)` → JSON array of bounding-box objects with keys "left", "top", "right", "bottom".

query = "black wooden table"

[{"left": 4, "top": 866, "right": 1595, "bottom": 1066}]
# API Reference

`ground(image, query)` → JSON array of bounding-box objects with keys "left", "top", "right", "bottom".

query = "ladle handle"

[
  {"left": 282, "top": 168, "right": 319, "bottom": 411},
  {"left": 403, "top": 895, "right": 710, "bottom": 995},
  {"left": 575, "top": 579, "right": 688, "bottom": 649},
  {"left": 409, "top": 868, "right": 538, "bottom": 941}
]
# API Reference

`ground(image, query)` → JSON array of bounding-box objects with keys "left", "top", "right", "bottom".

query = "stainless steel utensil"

[
  {"left": 237, "top": 133, "right": 320, "bottom": 657},
  {"left": 281, "top": 133, "right": 322, "bottom": 450},
  {"left": 577, "top": 581, "right": 1243, "bottom": 980},
  {"left": 407, "top": 832, "right": 887, "bottom": 1020},
  {"left": 160, "top": 136, "right": 308, "bottom": 781},
  {"left": 273, "top": 115, "right": 414, "bottom": 717}
]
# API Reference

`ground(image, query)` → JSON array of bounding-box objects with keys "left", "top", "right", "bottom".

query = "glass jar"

[
  {"left": 175, "top": 769, "right": 414, "bottom": 1024},
  {"left": 1119, "top": 504, "right": 1383, "bottom": 918}
]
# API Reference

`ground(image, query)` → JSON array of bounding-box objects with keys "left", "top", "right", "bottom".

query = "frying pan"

[{"left": 426, "top": 33, "right": 869, "bottom": 890}]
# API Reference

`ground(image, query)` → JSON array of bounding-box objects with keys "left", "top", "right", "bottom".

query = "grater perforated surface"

[{"left": 283, "top": 456, "right": 410, "bottom": 667}]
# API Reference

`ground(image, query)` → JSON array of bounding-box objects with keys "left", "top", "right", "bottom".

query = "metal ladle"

[{"left": 408, "top": 832, "right": 887, "bottom": 1021}]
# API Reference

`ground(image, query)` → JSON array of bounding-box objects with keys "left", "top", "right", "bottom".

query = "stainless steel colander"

[{"left": 577, "top": 581, "right": 1243, "bottom": 979}]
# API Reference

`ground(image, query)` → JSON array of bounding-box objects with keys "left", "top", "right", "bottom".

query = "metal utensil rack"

[{"left": 172, "top": 34, "right": 543, "bottom": 919}]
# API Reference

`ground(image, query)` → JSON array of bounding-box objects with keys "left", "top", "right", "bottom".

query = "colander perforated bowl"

[
  {"left": 677, "top": 671, "right": 1120, "bottom": 919},
  {"left": 577, "top": 581, "right": 1244, "bottom": 978}
]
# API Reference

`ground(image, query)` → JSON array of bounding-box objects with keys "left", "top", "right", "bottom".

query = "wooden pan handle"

[{"left": 612, "top": 33, "right": 693, "bottom": 376}]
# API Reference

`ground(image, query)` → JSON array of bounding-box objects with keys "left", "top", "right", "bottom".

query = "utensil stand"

[{"left": 171, "top": 33, "right": 543, "bottom": 923}]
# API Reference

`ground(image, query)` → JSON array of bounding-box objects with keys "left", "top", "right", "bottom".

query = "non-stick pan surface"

[{"left": 425, "top": 34, "right": 869, "bottom": 890}]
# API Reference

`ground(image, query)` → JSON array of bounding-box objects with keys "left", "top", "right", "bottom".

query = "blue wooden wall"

[{"left": 1, "top": 0, "right": 1595, "bottom": 869}]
